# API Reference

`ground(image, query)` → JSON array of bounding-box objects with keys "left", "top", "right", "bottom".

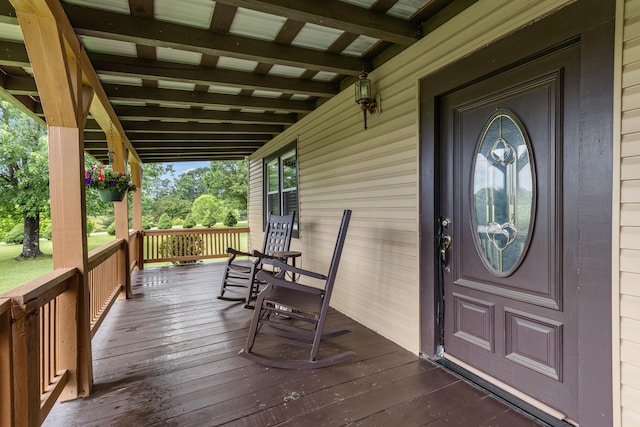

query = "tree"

[
  {"left": 202, "top": 160, "right": 248, "bottom": 213},
  {"left": 141, "top": 163, "right": 174, "bottom": 200},
  {"left": 190, "top": 194, "right": 223, "bottom": 225},
  {"left": 153, "top": 195, "right": 191, "bottom": 221},
  {"left": 173, "top": 167, "right": 209, "bottom": 202},
  {"left": 0, "top": 101, "right": 48, "bottom": 259}
]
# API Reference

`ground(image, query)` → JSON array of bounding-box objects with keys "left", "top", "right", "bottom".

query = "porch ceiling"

[{"left": 0, "top": 0, "right": 464, "bottom": 163}]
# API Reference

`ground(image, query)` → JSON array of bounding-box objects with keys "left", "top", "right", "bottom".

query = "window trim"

[{"left": 263, "top": 140, "right": 299, "bottom": 238}]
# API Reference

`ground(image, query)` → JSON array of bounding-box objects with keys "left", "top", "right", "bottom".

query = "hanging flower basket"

[
  {"left": 97, "top": 189, "right": 126, "bottom": 202},
  {"left": 85, "top": 165, "right": 136, "bottom": 202}
]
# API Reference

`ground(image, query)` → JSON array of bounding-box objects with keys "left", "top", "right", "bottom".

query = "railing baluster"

[{"left": 141, "top": 227, "right": 249, "bottom": 264}]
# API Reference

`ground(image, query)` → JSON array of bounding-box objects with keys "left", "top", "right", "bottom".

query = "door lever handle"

[{"left": 440, "top": 234, "right": 451, "bottom": 273}]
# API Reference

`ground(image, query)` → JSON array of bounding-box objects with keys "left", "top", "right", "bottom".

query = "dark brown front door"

[{"left": 438, "top": 45, "right": 580, "bottom": 419}]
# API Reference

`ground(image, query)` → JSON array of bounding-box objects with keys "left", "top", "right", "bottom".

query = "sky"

[{"left": 166, "top": 161, "right": 210, "bottom": 176}]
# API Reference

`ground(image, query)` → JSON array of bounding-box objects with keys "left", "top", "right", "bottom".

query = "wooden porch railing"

[
  {"left": 1, "top": 238, "right": 129, "bottom": 426},
  {"left": 0, "top": 227, "right": 247, "bottom": 426},
  {"left": 87, "top": 239, "right": 128, "bottom": 336},
  {"left": 142, "top": 227, "right": 249, "bottom": 264}
]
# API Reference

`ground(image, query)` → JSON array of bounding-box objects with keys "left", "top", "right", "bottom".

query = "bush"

[
  {"left": 172, "top": 217, "right": 184, "bottom": 227},
  {"left": 101, "top": 215, "right": 114, "bottom": 229},
  {"left": 39, "top": 218, "right": 51, "bottom": 236},
  {"left": 202, "top": 212, "right": 216, "bottom": 228},
  {"left": 106, "top": 222, "right": 116, "bottom": 236},
  {"left": 142, "top": 216, "right": 154, "bottom": 230},
  {"left": 223, "top": 211, "right": 238, "bottom": 227},
  {"left": 4, "top": 223, "right": 23, "bottom": 244},
  {"left": 41, "top": 223, "right": 52, "bottom": 240},
  {"left": 159, "top": 234, "right": 203, "bottom": 265},
  {"left": 86, "top": 219, "right": 95, "bottom": 236},
  {"left": 157, "top": 213, "right": 172, "bottom": 230},
  {"left": 183, "top": 213, "right": 196, "bottom": 229}
]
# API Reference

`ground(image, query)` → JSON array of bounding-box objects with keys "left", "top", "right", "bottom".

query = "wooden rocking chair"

[
  {"left": 239, "top": 209, "right": 356, "bottom": 369},
  {"left": 217, "top": 212, "right": 294, "bottom": 308}
]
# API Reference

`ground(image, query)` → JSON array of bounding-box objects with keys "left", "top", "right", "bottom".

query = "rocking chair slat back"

[{"left": 217, "top": 212, "right": 295, "bottom": 308}]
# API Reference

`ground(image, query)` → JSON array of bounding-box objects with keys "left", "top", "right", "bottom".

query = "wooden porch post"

[
  {"left": 109, "top": 130, "right": 132, "bottom": 298},
  {"left": 10, "top": 2, "right": 94, "bottom": 400},
  {"left": 48, "top": 126, "right": 93, "bottom": 399}
]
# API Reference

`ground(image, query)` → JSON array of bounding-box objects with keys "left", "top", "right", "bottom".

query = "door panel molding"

[{"left": 504, "top": 308, "right": 563, "bottom": 381}]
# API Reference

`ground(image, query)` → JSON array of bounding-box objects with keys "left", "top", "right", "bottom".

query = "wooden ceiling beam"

[
  {"left": 86, "top": 142, "right": 264, "bottom": 150},
  {"left": 85, "top": 132, "right": 271, "bottom": 143},
  {"left": 61, "top": 2, "right": 368, "bottom": 75},
  {"left": 104, "top": 84, "right": 315, "bottom": 113},
  {"left": 216, "top": 0, "right": 420, "bottom": 45},
  {"left": 126, "top": 156, "right": 249, "bottom": 163},
  {"left": 0, "top": 40, "right": 30, "bottom": 66},
  {"left": 113, "top": 105, "right": 297, "bottom": 125},
  {"left": 0, "top": 74, "right": 37, "bottom": 94},
  {"left": 89, "top": 53, "right": 337, "bottom": 98},
  {"left": 114, "top": 120, "right": 283, "bottom": 134}
]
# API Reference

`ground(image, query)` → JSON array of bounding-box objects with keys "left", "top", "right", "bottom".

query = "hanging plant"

[{"left": 85, "top": 165, "right": 136, "bottom": 202}]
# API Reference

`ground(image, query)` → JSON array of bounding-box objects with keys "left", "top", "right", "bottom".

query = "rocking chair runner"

[
  {"left": 239, "top": 209, "right": 356, "bottom": 369},
  {"left": 218, "top": 212, "right": 294, "bottom": 308}
]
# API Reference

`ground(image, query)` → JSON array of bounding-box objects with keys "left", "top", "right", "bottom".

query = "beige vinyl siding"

[
  {"left": 617, "top": 0, "right": 640, "bottom": 424},
  {"left": 248, "top": 0, "right": 575, "bottom": 354}
]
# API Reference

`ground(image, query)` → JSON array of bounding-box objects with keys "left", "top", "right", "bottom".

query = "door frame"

[{"left": 418, "top": 0, "right": 614, "bottom": 425}]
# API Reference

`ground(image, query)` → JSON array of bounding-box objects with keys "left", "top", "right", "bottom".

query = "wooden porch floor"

[{"left": 43, "top": 262, "right": 544, "bottom": 426}]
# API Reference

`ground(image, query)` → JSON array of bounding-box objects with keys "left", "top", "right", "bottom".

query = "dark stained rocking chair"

[
  {"left": 218, "top": 212, "right": 294, "bottom": 308},
  {"left": 239, "top": 209, "right": 356, "bottom": 369}
]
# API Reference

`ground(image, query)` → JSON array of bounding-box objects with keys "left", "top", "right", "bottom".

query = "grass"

[
  {"left": 0, "top": 223, "right": 250, "bottom": 295},
  {"left": 0, "top": 234, "right": 116, "bottom": 295}
]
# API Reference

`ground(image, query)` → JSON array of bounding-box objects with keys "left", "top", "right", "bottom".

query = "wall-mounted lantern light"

[{"left": 354, "top": 71, "right": 378, "bottom": 130}]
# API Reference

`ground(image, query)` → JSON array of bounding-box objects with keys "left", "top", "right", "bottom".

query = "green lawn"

[{"left": 0, "top": 234, "right": 115, "bottom": 294}]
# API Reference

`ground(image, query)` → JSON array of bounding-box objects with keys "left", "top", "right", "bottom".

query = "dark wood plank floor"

[{"left": 43, "top": 262, "right": 544, "bottom": 426}]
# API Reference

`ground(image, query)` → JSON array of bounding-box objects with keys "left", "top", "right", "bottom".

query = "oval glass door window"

[{"left": 472, "top": 110, "right": 535, "bottom": 276}]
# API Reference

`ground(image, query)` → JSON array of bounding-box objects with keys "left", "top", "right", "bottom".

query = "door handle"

[{"left": 440, "top": 234, "right": 452, "bottom": 273}]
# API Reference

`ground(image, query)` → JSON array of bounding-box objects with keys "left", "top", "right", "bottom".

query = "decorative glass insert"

[{"left": 472, "top": 111, "right": 535, "bottom": 275}]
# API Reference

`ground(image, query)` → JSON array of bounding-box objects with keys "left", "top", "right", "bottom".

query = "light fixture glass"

[{"left": 354, "top": 72, "right": 377, "bottom": 129}]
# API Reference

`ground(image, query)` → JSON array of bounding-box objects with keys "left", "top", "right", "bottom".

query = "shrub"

[
  {"left": 142, "top": 216, "right": 154, "bottom": 230},
  {"left": 202, "top": 212, "right": 216, "bottom": 228},
  {"left": 223, "top": 211, "right": 238, "bottom": 227},
  {"left": 106, "top": 222, "right": 116, "bottom": 236},
  {"left": 4, "top": 223, "right": 23, "bottom": 244},
  {"left": 39, "top": 218, "right": 51, "bottom": 236},
  {"left": 172, "top": 217, "right": 184, "bottom": 227},
  {"left": 157, "top": 213, "right": 172, "bottom": 230},
  {"left": 159, "top": 234, "right": 203, "bottom": 265},
  {"left": 86, "top": 219, "right": 95, "bottom": 236},
  {"left": 183, "top": 213, "right": 196, "bottom": 229},
  {"left": 100, "top": 215, "right": 114, "bottom": 231},
  {"left": 41, "top": 223, "right": 53, "bottom": 240}
]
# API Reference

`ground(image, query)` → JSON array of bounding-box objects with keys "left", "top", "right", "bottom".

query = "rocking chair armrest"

[
  {"left": 269, "top": 259, "right": 328, "bottom": 281},
  {"left": 249, "top": 249, "right": 276, "bottom": 260},
  {"left": 226, "top": 247, "right": 252, "bottom": 257},
  {"left": 256, "top": 270, "right": 325, "bottom": 295}
]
